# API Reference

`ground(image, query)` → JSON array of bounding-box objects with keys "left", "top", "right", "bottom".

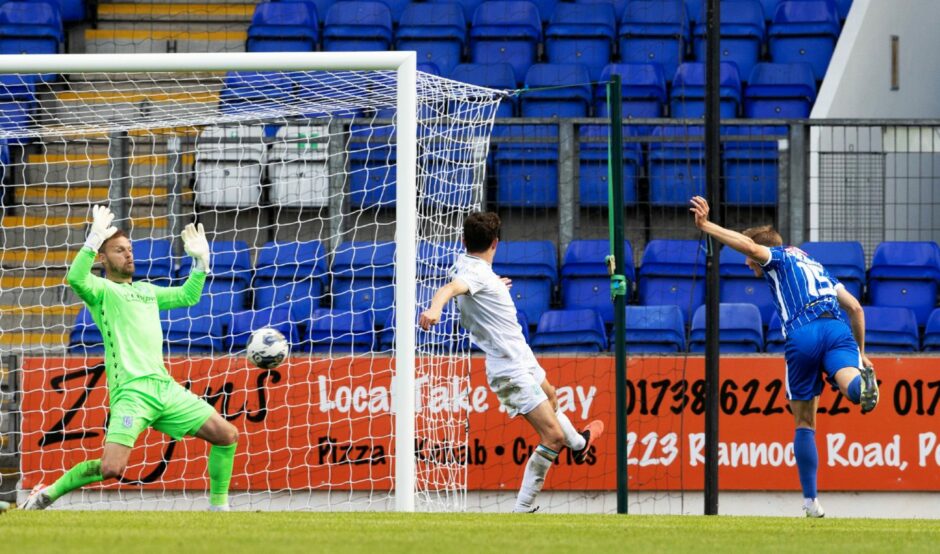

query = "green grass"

[{"left": 3, "top": 511, "right": 939, "bottom": 553}]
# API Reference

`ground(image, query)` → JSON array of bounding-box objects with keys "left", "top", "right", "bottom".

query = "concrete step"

[
  {"left": 0, "top": 331, "right": 69, "bottom": 352},
  {"left": 0, "top": 285, "right": 72, "bottom": 307},
  {"left": 22, "top": 152, "right": 194, "bottom": 193},
  {"left": 98, "top": 3, "right": 255, "bottom": 23},
  {"left": 1, "top": 212, "right": 168, "bottom": 230},
  {"left": 0, "top": 305, "right": 80, "bottom": 334},
  {"left": 1, "top": 248, "right": 75, "bottom": 270},
  {"left": 85, "top": 23, "right": 247, "bottom": 54},
  {"left": 15, "top": 185, "right": 181, "bottom": 206}
]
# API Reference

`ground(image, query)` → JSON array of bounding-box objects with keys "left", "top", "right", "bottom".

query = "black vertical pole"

[
  {"left": 607, "top": 74, "right": 628, "bottom": 515},
  {"left": 704, "top": 0, "right": 721, "bottom": 516}
]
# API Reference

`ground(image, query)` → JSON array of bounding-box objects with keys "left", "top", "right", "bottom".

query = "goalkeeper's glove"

[
  {"left": 83, "top": 204, "right": 118, "bottom": 251},
  {"left": 182, "top": 222, "right": 211, "bottom": 273}
]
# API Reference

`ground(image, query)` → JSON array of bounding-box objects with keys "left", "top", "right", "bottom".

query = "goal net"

[{"left": 2, "top": 52, "right": 502, "bottom": 511}]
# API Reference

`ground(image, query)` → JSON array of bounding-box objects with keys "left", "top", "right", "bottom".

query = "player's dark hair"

[
  {"left": 742, "top": 225, "right": 783, "bottom": 247},
  {"left": 463, "top": 212, "right": 501, "bottom": 253},
  {"left": 99, "top": 229, "right": 127, "bottom": 253}
]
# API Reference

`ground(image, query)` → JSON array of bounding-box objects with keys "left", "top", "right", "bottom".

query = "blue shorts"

[{"left": 784, "top": 317, "right": 862, "bottom": 401}]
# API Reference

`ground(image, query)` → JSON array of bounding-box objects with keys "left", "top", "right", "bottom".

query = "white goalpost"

[{"left": 2, "top": 52, "right": 503, "bottom": 511}]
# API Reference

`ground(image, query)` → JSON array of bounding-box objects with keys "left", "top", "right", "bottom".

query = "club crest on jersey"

[{"left": 123, "top": 416, "right": 133, "bottom": 428}]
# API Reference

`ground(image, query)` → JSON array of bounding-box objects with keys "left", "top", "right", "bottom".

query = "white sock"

[
  {"left": 513, "top": 445, "right": 557, "bottom": 512},
  {"left": 803, "top": 497, "right": 817, "bottom": 509},
  {"left": 556, "top": 409, "right": 586, "bottom": 451}
]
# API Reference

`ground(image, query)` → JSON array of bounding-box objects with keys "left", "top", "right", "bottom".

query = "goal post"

[{"left": 2, "top": 52, "right": 502, "bottom": 511}]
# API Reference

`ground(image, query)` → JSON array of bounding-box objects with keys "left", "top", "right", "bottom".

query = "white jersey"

[{"left": 451, "top": 253, "right": 538, "bottom": 373}]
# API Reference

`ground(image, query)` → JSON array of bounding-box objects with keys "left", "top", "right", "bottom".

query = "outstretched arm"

[
  {"left": 419, "top": 279, "right": 470, "bottom": 330},
  {"left": 66, "top": 205, "right": 117, "bottom": 305},
  {"left": 153, "top": 223, "right": 209, "bottom": 310},
  {"left": 689, "top": 196, "right": 772, "bottom": 264},
  {"left": 836, "top": 285, "right": 873, "bottom": 369}
]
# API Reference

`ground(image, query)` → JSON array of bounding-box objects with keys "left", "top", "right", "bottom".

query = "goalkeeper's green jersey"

[{"left": 67, "top": 247, "right": 206, "bottom": 392}]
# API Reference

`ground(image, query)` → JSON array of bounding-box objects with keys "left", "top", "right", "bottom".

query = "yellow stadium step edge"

[
  {"left": 0, "top": 305, "right": 82, "bottom": 317},
  {"left": 0, "top": 275, "right": 67, "bottom": 289},
  {"left": 85, "top": 29, "right": 247, "bottom": 44},
  {"left": 0, "top": 332, "right": 69, "bottom": 347},
  {"left": 1, "top": 214, "right": 168, "bottom": 229},
  {"left": 26, "top": 153, "right": 195, "bottom": 166},
  {"left": 1, "top": 249, "right": 75, "bottom": 267},
  {"left": 18, "top": 186, "right": 178, "bottom": 204},
  {"left": 98, "top": 3, "right": 255, "bottom": 19}
]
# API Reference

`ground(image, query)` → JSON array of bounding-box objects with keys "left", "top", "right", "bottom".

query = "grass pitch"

[{"left": 3, "top": 511, "right": 939, "bottom": 553}]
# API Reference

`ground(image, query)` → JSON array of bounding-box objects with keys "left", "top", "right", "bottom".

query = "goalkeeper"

[{"left": 23, "top": 205, "right": 239, "bottom": 511}]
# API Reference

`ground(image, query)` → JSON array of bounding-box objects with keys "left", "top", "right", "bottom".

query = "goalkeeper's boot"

[
  {"left": 859, "top": 365, "right": 879, "bottom": 414},
  {"left": 803, "top": 499, "right": 825, "bottom": 518},
  {"left": 513, "top": 506, "right": 540, "bottom": 513},
  {"left": 22, "top": 484, "right": 53, "bottom": 510},
  {"left": 571, "top": 420, "right": 605, "bottom": 464}
]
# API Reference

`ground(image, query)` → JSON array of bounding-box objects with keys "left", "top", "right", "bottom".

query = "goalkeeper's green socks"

[
  {"left": 45, "top": 459, "right": 104, "bottom": 501},
  {"left": 208, "top": 443, "right": 237, "bottom": 508}
]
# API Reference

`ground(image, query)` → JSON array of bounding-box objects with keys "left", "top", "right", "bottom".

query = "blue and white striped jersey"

[{"left": 761, "top": 246, "right": 844, "bottom": 337}]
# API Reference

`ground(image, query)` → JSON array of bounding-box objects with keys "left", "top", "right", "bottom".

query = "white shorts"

[{"left": 485, "top": 363, "right": 548, "bottom": 418}]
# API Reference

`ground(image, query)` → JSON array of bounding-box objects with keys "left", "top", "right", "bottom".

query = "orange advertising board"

[{"left": 19, "top": 355, "right": 940, "bottom": 492}]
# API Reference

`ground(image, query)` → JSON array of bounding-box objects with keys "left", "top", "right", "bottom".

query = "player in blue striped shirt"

[{"left": 690, "top": 196, "right": 878, "bottom": 518}]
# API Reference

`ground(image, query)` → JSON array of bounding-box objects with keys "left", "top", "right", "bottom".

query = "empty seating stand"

[
  {"left": 247, "top": 2, "right": 319, "bottom": 52},
  {"left": 692, "top": 0, "right": 766, "bottom": 81},
  {"left": 162, "top": 306, "right": 222, "bottom": 354},
  {"left": 868, "top": 241, "right": 940, "bottom": 326},
  {"left": 690, "top": 303, "right": 764, "bottom": 353},
  {"left": 670, "top": 62, "right": 742, "bottom": 118},
  {"left": 561, "top": 239, "right": 635, "bottom": 325},
  {"left": 304, "top": 308, "right": 375, "bottom": 354},
  {"left": 531, "top": 309, "right": 608, "bottom": 352},
  {"left": 719, "top": 247, "right": 775, "bottom": 324},
  {"left": 863, "top": 306, "right": 920, "bottom": 352},
  {"left": 253, "top": 240, "right": 327, "bottom": 307},
  {"left": 0, "top": 1, "right": 63, "bottom": 56},
  {"left": 579, "top": 125, "right": 641, "bottom": 207},
  {"left": 330, "top": 241, "right": 397, "bottom": 322},
  {"left": 798, "top": 241, "right": 866, "bottom": 300},
  {"left": 492, "top": 241, "right": 558, "bottom": 325},
  {"left": 618, "top": 0, "right": 689, "bottom": 83},
  {"left": 648, "top": 126, "right": 705, "bottom": 206},
  {"left": 595, "top": 62, "right": 667, "bottom": 121},
  {"left": 722, "top": 125, "right": 781, "bottom": 206},
  {"left": 323, "top": 1, "right": 393, "bottom": 52},
  {"left": 621, "top": 304, "right": 686, "bottom": 353},
  {"left": 470, "top": 1, "right": 543, "bottom": 85},
  {"left": 0, "top": 73, "right": 37, "bottom": 137},
  {"left": 545, "top": 2, "right": 618, "bottom": 81},
  {"left": 178, "top": 240, "right": 252, "bottom": 315},
  {"left": 638, "top": 239, "right": 706, "bottom": 321},
  {"left": 131, "top": 238, "right": 174, "bottom": 285},
  {"left": 768, "top": 1, "right": 841, "bottom": 81},
  {"left": 520, "top": 63, "right": 593, "bottom": 118},
  {"left": 924, "top": 309, "right": 940, "bottom": 352},
  {"left": 745, "top": 63, "right": 817, "bottom": 118},
  {"left": 396, "top": 3, "right": 466, "bottom": 77}
]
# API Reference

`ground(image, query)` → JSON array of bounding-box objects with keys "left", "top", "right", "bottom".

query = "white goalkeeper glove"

[
  {"left": 83, "top": 204, "right": 118, "bottom": 251},
  {"left": 182, "top": 222, "right": 211, "bottom": 273}
]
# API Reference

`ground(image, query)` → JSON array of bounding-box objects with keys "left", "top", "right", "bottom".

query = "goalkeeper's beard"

[{"left": 104, "top": 259, "right": 134, "bottom": 279}]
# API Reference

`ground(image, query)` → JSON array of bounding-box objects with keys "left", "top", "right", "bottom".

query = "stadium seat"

[
  {"left": 0, "top": 1, "right": 63, "bottom": 56},
  {"left": 304, "top": 308, "right": 375, "bottom": 353},
  {"left": 835, "top": 0, "right": 853, "bottom": 20},
  {"left": 868, "top": 242, "right": 940, "bottom": 326},
  {"left": 427, "top": 0, "right": 485, "bottom": 23},
  {"left": 520, "top": 63, "right": 593, "bottom": 118},
  {"left": 719, "top": 247, "right": 776, "bottom": 324},
  {"left": 545, "top": 2, "right": 617, "bottom": 81},
  {"left": 863, "top": 306, "right": 919, "bottom": 352},
  {"left": 595, "top": 63, "right": 668, "bottom": 122},
  {"left": 690, "top": 303, "right": 764, "bottom": 353},
  {"left": 379, "top": 308, "right": 459, "bottom": 352},
  {"left": 323, "top": 1, "right": 393, "bottom": 52},
  {"left": 692, "top": 0, "right": 766, "bottom": 81},
  {"left": 620, "top": 304, "right": 686, "bottom": 353},
  {"left": 648, "top": 126, "right": 706, "bottom": 206},
  {"left": 469, "top": 1, "right": 543, "bottom": 85},
  {"left": 276, "top": 0, "right": 335, "bottom": 27},
  {"left": 492, "top": 241, "right": 558, "bottom": 325},
  {"left": 69, "top": 307, "right": 104, "bottom": 354},
  {"left": 493, "top": 138, "right": 559, "bottom": 207},
  {"left": 131, "top": 238, "right": 174, "bottom": 285},
  {"left": 226, "top": 307, "right": 296, "bottom": 352},
  {"left": 162, "top": 306, "right": 223, "bottom": 354},
  {"left": 722, "top": 125, "right": 782, "bottom": 206},
  {"left": 330, "top": 241, "right": 396, "bottom": 322},
  {"left": 46, "top": 0, "right": 84, "bottom": 23},
  {"left": 798, "top": 241, "right": 865, "bottom": 300},
  {"left": 670, "top": 62, "right": 742, "bottom": 118},
  {"left": 417, "top": 240, "right": 461, "bottom": 280},
  {"left": 253, "top": 240, "right": 328, "bottom": 308},
  {"left": 450, "top": 63, "right": 517, "bottom": 118},
  {"left": 348, "top": 131, "right": 396, "bottom": 208},
  {"left": 768, "top": 1, "right": 841, "bottom": 81},
  {"left": 561, "top": 239, "right": 635, "bottom": 325},
  {"left": 638, "top": 239, "right": 706, "bottom": 322},
  {"left": 0, "top": 73, "right": 37, "bottom": 137},
  {"left": 744, "top": 63, "right": 817, "bottom": 118},
  {"left": 618, "top": 0, "right": 689, "bottom": 83},
  {"left": 247, "top": 2, "right": 319, "bottom": 52},
  {"left": 177, "top": 240, "right": 252, "bottom": 315},
  {"left": 576, "top": 0, "right": 626, "bottom": 20},
  {"left": 395, "top": 3, "right": 466, "bottom": 78},
  {"left": 765, "top": 312, "right": 785, "bottom": 352},
  {"left": 923, "top": 308, "right": 940, "bottom": 352},
  {"left": 758, "top": 0, "right": 781, "bottom": 21},
  {"left": 218, "top": 71, "right": 294, "bottom": 115},
  {"left": 531, "top": 309, "right": 607, "bottom": 352},
  {"left": 579, "top": 125, "right": 641, "bottom": 207}
]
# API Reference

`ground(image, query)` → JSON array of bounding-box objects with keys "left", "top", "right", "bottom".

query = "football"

[{"left": 246, "top": 327, "right": 289, "bottom": 369}]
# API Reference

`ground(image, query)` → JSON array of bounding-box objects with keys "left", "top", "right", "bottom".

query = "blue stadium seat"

[
  {"left": 219, "top": 71, "right": 294, "bottom": 115},
  {"left": 177, "top": 240, "right": 252, "bottom": 314},
  {"left": 744, "top": 63, "right": 817, "bottom": 118},
  {"left": 798, "top": 241, "right": 865, "bottom": 300},
  {"left": 561, "top": 239, "right": 635, "bottom": 325},
  {"left": 620, "top": 304, "right": 686, "bottom": 353},
  {"left": 131, "top": 238, "right": 173, "bottom": 284},
  {"left": 348, "top": 138, "right": 396, "bottom": 208},
  {"left": 648, "top": 126, "right": 705, "bottom": 206},
  {"left": 0, "top": 73, "right": 36, "bottom": 136},
  {"left": 302, "top": 308, "right": 375, "bottom": 353},
  {"left": 323, "top": 1, "right": 393, "bottom": 51},
  {"left": 868, "top": 241, "right": 940, "bottom": 327},
  {"left": 247, "top": 2, "right": 319, "bottom": 52},
  {"left": 521, "top": 63, "right": 592, "bottom": 118},
  {"left": 618, "top": 0, "right": 689, "bottom": 83},
  {"left": 253, "top": 240, "right": 327, "bottom": 308},
  {"left": 492, "top": 241, "right": 558, "bottom": 325},
  {"left": 531, "top": 309, "right": 607, "bottom": 352},
  {"left": 69, "top": 307, "right": 104, "bottom": 354},
  {"left": 595, "top": 63, "right": 668, "bottom": 122},
  {"left": 470, "top": 1, "right": 543, "bottom": 85},
  {"left": 765, "top": 312, "right": 785, "bottom": 352},
  {"left": 835, "top": 0, "right": 853, "bottom": 19},
  {"left": 690, "top": 303, "right": 764, "bottom": 353},
  {"left": 276, "top": 0, "right": 335, "bottom": 26},
  {"left": 162, "top": 305, "right": 223, "bottom": 354},
  {"left": 719, "top": 247, "right": 776, "bottom": 324},
  {"left": 493, "top": 136, "right": 559, "bottom": 207},
  {"left": 863, "top": 306, "right": 919, "bottom": 352},
  {"left": 427, "top": 0, "right": 485, "bottom": 23},
  {"left": 768, "top": 1, "right": 840, "bottom": 81},
  {"left": 722, "top": 125, "right": 781, "bottom": 206},
  {"left": 395, "top": 3, "right": 466, "bottom": 78},
  {"left": 692, "top": 0, "right": 765, "bottom": 80},
  {"left": 379, "top": 308, "right": 459, "bottom": 352},
  {"left": 579, "top": 125, "right": 641, "bottom": 207},
  {"left": 450, "top": 63, "right": 517, "bottom": 118},
  {"left": 330, "top": 241, "right": 396, "bottom": 322},
  {"left": 576, "top": 0, "right": 626, "bottom": 20},
  {"left": 417, "top": 240, "right": 461, "bottom": 280},
  {"left": 924, "top": 308, "right": 940, "bottom": 352},
  {"left": 670, "top": 62, "right": 742, "bottom": 118},
  {"left": 545, "top": 3, "right": 617, "bottom": 81},
  {"left": 226, "top": 307, "right": 295, "bottom": 352},
  {"left": 638, "top": 239, "right": 706, "bottom": 322},
  {"left": 45, "top": 0, "right": 84, "bottom": 23},
  {"left": 0, "top": 1, "right": 63, "bottom": 55},
  {"left": 758, "top": 0, "right": 781, "bottom": 21}
]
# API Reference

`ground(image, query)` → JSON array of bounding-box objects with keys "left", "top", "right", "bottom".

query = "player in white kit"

[{"left": 419, "top": 212, "right": 604, "bottom": 513}]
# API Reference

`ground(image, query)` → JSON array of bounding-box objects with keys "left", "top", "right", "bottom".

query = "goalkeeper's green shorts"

[{"left": 106, "top": 377, "right": 217, "bottom": 448}]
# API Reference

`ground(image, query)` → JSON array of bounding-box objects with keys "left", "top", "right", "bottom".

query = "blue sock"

[
  {"left": 793, "top": 428, "right": 818, "bottom": 500},
  {"left": 846, "top": 375, "right": 862, "bottom": 404}
]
